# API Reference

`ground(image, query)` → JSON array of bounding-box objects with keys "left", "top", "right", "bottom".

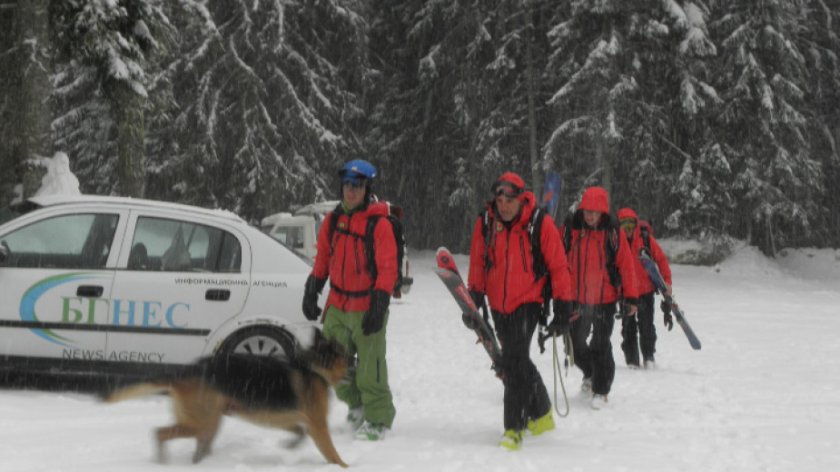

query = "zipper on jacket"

[{"left": 520, "top": 234, "right": 529, "bottom": 275}]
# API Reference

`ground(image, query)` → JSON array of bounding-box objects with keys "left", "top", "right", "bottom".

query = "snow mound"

[{"left": 776, "top": 247, "right": 840, "bottom": 282}]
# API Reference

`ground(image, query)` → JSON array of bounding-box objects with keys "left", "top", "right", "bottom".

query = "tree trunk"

[
  {"left": 4, "top": 0, "right": 51, "bottom": 204},
  {"left": 109, "top": 81, "right": 146, "bottom": 198},
  {"left": 525, "top": 18, "right": 540, "bottom": 196}
]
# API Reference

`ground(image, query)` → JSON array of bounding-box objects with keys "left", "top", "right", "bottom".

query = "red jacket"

[
  {"left": 468, "top": 192, "right": 572, "bottom": 315},
  {"left": 617, "top": 208, "right": 672, "bottom": 296},
  {"left": 311, "top": 201, "right": 398, "bottom": 312},
  {"left": 565, "top": 188, "right": 639, "bottom": 306}
]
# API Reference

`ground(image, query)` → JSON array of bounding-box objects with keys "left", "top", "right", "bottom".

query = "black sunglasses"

[
  {"left": 342, "top": 180, "right": 366, "bottom": 189},
  {"left": 492, "top": 182, "right": 523, "bottom": 198}
]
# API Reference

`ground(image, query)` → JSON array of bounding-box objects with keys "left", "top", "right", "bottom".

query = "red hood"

[{"left": 579, "top": 187, "right": 609, "bottom": 213}]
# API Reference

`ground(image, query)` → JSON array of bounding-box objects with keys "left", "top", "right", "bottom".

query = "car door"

[
  {"left": 105, "top": 211, "right": 250, "bottom": 365},
  {"left": 0, "top": 208, "right": 126, "bottom": 361}
]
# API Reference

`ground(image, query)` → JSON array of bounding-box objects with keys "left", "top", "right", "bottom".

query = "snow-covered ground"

[{"left": 1, "top": 245, "right": 839, "bottom": 471}]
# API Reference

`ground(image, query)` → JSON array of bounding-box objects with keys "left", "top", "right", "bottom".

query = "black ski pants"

[
  {"left": 571, "top": 303, "right": 616, "bottom": 396},
  {"left": 492, "top": 303, "right": 551, "bottom": 431},
  {"left": 621, "top": 292, "right": 656, "bottom": 365}
]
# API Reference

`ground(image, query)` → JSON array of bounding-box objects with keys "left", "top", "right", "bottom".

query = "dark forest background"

[{"left": 1, "top": 0, "right": 838, "bottom": 256}]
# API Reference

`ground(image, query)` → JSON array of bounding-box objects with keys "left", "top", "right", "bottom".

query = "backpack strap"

[
  {"left": 364, "top": 215, "right": 383, "bottom": 283},
  {"left": 604, "top": 213, "right": 621, "bottom": 289},
  {"left": 527, "top": 208, "right": 547, "bottom": 280},
  {"left": 480, "top": 209, "right": 494, "bottom": 273},
  {"left": 640, "top": 223, "right": 651, "bottom": 252}
]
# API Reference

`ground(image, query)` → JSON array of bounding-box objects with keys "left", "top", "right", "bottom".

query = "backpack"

[
  {"left": 638, "top": 219, "right": 653, "bottom": 253},
  {"left": 561, "top": 211, "right": 622, "bottom": 289},
  {"left": 327, "top": 201, "right": 407, "bottom": 296}
]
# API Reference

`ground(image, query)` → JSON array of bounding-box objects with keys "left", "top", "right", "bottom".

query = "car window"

[
  {"left": 0, "top": 213, "right": 119, "bottom": 269},
  {"left": 129, "top": 217, "right": 241, "bottom": 273},
  {"left": 270, "top": 225, "right": 305, "bottom": 249}
]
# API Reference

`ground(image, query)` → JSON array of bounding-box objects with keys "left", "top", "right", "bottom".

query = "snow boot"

[
  {"left": 591, "top": 394, "right": 608, "bottom": 410},
  {"left": 527, "top": 411, "right": 555, "bottom": 436},
  {"left": 643, "top": 356, "right": 656, "bottom": 370},
  {"left": 355, "top": 421, "right": 388, "bottom": 441},
  {"left": 347, "top": 406, "right": 364, "bottom": 431},
  {"left": 499, "top": 429, "right": 523, "bottom": 451},
  {"left": 581, "top": 377, "right": 593, "bottom": 395}
]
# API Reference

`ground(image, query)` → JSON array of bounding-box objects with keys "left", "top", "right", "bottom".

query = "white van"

[{"left": 261, "top": 200, "right": 413, "bottom": 297}]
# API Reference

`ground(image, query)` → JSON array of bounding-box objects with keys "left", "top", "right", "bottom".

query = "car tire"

[{"left": 217, "top": 326, "right": 297, "bottom": 360}]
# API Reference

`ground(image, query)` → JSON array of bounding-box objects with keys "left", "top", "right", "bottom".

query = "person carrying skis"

[
  {"left": 561, "top": 186, "right": 639, "bottom": 410},
  {"left": 467, "top": 171, "right": 573, "bottom": 451},
  {"left": 617, "top": 207, "right": 674, "bottom": 369},
  {"left": 301, "top": 159, "right": 397, "bottom": 441}
]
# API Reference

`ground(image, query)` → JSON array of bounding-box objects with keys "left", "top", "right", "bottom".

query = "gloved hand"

[
  {"left": 462, "top": 290, "right": 486, "bottom": 330},
  {"left": 546, "top": 299, "right": 572, "bottom": 337},
  {"left": 661, "top": 300, "right": 674, "bottom": 331},
  {"left": 362, "top": 289, "right": 390, "bottom": 335},
  {"left": 469, "top": 290, "right": 486, "bottom": 312},
  {"left": 302, "top": 275, "right": 326, "bottom": 321}
]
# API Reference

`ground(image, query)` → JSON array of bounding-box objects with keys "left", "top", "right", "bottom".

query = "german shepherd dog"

[{"left": 105, "top": 330, "right": 349, "bottom": 467}]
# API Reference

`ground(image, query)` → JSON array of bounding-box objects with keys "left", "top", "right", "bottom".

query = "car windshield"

[{"left": 252, "top": 225, "right": 312, "bottom": 266}]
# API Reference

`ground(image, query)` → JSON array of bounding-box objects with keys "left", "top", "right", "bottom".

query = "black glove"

[
  {"left": 362, "top": 290, "right": 390, "bottom": 335},
  {"left": 661, "top": 300, "right": 674, "bottom": 331},
  {"left": 546, "top": 300, "right": 572, "bottom": 337},
  {"left": 302, "top": 275, "right": 326, "bottom": 321},
  {"left": 469, "top": 290, "right": 486, "bottom": 312},
  {"left": 462, "top": 290, "right": 486, "bottom": 330}
]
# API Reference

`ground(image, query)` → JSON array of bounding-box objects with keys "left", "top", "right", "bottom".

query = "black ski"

[
  {"left": 434, "top": 247, "right": 503, "bottom": 378},
  {"left": 639, "top": 250, "right": 702, "bottom": 350}
]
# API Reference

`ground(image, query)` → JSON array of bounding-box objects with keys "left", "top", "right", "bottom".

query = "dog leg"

[
  {"left": 308, "top": 417, "right": 348, "bottom": 468},
  {"left": 192, "top": 434, "right": 215, "bottom": 464},
  {"left": 282, "top": 424, "right": 307, "bottom": 449},
  {"left": 156, "top": 425, "right": 197, "bottom": 463}
]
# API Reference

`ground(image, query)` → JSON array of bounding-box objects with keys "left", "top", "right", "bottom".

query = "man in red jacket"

[
  {"left": 301, "top": 159, "right": 397, "bottom": 441},
  {"left": 617, "top": 207, "right": 674, "bottom": 369},
  {"left": 562, "top": 186, "right": 639, "bottom": 410},
  {"left": 467, "top": 172, "right": 573, "bottom": 450}
]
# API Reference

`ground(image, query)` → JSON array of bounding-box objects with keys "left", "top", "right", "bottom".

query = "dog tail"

[{"left": 104, "top": 382, "right": 171, "bottom": 404}]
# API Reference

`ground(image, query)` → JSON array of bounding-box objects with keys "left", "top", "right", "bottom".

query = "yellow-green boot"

[
  {"left": 527, "top": 411, "right": 555, "bottom": 436},
  {"left": 499, "top": 429, "right": 523, "bottom": 450}
]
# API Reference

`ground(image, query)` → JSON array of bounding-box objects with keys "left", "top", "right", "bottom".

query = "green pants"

[{"left": 322, "top": 305, "right": 396, "bottom": 428}]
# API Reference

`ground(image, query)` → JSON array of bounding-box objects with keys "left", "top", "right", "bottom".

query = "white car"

[{"left": 0, "top": 195, "right": 314, "bottom": 380}]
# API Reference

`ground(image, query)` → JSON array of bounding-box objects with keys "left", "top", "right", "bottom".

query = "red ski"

[{"left": 434, "top": 247, "right": 503, "bottom": 378}]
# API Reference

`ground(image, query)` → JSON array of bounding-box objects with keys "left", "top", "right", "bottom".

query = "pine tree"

[
  {"left": 147, "top": 0, "right": 369, "bottom": 221},
  {"left": 710, "top": 0, "right": 822, "bottom": 254}
]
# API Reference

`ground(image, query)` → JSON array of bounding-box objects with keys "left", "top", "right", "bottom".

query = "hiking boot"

[
  {"left": 346, "top": 407, "right": 364, "bottom": 431},
  {"left": 591, "top": 394, "right": 608, "bottom": 410},
  {"left": 527, "top": 411, "right": 555, "bottom": 436},
  {"left": 499, "top": 429, "right": 523, "bottom": 451},
  {"left": 581, "top": 377, "right": 593, "bottom": 395},
  {"left": 355, "top": 421, "right": 388, "bottom": 441}
]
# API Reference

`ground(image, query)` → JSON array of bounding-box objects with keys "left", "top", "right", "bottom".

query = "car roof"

[
  {"left": 294, "top": 200, "right": 340, "bottom": 216},
  {"left": 27, "top": 194, "right": 246, "bottom": 224}
]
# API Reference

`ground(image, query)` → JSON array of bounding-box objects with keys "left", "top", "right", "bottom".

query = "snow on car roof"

[{"left": 27, "top": 194, "right": 246, "bottom": 223}]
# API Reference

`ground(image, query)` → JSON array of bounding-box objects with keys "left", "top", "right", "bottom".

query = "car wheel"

[{"left": 218, "top": 326, "right": 297, "bottom": 360}]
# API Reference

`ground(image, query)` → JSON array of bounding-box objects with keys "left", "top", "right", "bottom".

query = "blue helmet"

[{"left": 339, "top": 159, "right": 377, "bottom": 184}]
